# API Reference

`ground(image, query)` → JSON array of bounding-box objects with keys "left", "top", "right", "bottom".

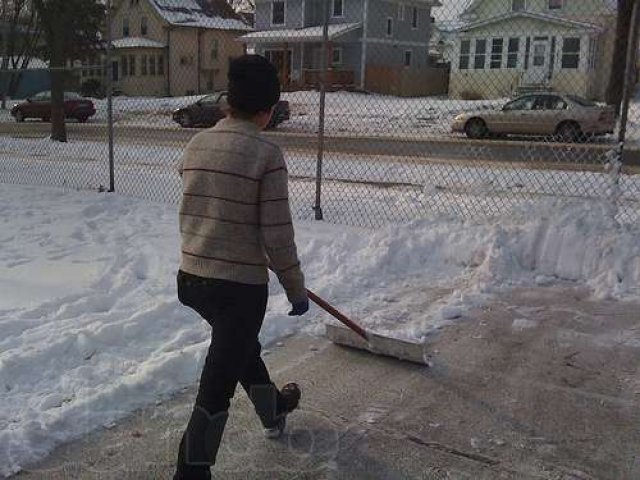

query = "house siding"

[
  {"left": 304, "top": 0, "right": 365, "bottom": 26},
  {"left": 451, "top": 2, "right": 617, "bottom": 100},
  {"left": 111, "top": 0, "right": 165, "bottom": 43},
  {"left": 255, "top": 0, "right": 304, "bottom": 30},
  {"left": 367, "top": 0, "right": 432, "bottom": 44},
  {"left": 463, "top": 0, "right": 615, "bottom": 21},
  {"left": 110, "top": 0, "right": 245, "bottom": 97},
  {"left": 252, "top": 0, "right": 439, "bottom": 95}
]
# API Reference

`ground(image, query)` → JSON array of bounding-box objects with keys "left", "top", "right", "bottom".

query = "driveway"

[{"left": 13, "top": 285, "right": 640, "bottom": 479}]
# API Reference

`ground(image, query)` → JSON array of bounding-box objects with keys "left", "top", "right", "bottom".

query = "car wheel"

[
  {"left": 555, "top": 122, "right": 583, "bottom": 143},
  {"left": 14, "top": 110, "right": 24, "bottom": 122},
  {"left": 178, "top": 112, "right": 193, "bottom": 128},
  {"left": 465, "top": 118, "right": 488, "bottom": 139}
]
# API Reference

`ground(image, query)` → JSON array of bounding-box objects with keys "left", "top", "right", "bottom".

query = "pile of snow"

[{"left": 0, "top": 183, "right": 639, "bottom": 475}]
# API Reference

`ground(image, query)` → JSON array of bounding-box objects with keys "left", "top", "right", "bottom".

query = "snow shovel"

[{"left": 307, "top": 289, "right": 429, "bottom": 366}]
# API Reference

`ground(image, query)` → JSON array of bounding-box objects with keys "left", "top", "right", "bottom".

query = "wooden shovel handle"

[{"left": 306, "top": 289, "right": 369, "bottom": 341}]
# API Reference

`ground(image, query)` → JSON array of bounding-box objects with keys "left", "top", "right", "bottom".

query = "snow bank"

[{"left": 0, "top": 184, "right": 639, "bottom": 476}]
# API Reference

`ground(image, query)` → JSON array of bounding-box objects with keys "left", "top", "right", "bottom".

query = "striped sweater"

[{"left": 178, "top": 117, "right": 306, "bottom": 303}]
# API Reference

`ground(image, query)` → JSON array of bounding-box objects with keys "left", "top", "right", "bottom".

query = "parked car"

[
  {"left": 451, "top": 93, "right": 616, "bottom": 142},
  {"left": 172, "top": 92, "right": 290, "bottom": 129},
  {"left": 11, "top": 91, "right": 96, "bottom": 123}
]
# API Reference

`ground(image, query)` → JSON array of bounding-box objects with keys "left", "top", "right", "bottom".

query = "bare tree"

[
  {"left": 0, "top": 0, "right": 41, "bottom": 109},
  {"left": 32, "top": 0, "right": 104, "bottom": 142},
  {"left": 227, "top": 0, "right": 255, "bottom": 14}
]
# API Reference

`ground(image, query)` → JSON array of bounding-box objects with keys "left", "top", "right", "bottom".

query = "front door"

[
  {"left": 525, "top": 38, "right": 549, "bottom": 85},
  {"left": 112, "top": 61, "right": 119, "bottom": 82},
  {"left": 265, "top": 49, "right": 292, "bottom": 87}
]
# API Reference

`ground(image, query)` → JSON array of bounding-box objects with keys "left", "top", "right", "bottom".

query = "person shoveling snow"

[{"left": 173, "top": 55, "right": 309, "bottom": 480}]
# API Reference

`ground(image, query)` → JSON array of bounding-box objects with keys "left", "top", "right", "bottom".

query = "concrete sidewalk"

[{"left": 14, "top": 285, "right": 640, "bottom": 479}]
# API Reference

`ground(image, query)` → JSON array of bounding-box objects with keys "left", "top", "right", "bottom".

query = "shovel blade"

[{"left": 325, "top": 324, "right": 429, "bottom": 366}]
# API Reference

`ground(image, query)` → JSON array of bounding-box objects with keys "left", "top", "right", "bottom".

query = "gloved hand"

[{"left": 288, "top": 298, "right": 309, "bottom": 316}]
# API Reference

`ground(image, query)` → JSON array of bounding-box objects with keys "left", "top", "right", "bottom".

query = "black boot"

[
  {"left": 174, "top": 406, "right": 228, "bottom": 480},
  {"left": 264, "top": 382, "right": 301, "bottom": 439}
]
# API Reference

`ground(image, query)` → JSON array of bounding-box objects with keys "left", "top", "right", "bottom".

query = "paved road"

[
  {"left": 2, "top": 122, "right": 639, "bottom": 167},
  {"left": 14, "top": 286, "right": 640, "bottom": 479}
]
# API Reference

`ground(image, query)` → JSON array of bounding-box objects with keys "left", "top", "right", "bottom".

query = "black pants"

[{"left": 174, "top": 270, "right": 285, "bottom": 480}]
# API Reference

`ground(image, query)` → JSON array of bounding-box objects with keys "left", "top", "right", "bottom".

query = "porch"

[
  {"left": 239, "top": 23, "right": 362, "bottom": 91},
  {"left": 299, "top": 69, "right": 355, "bottom": 90}
]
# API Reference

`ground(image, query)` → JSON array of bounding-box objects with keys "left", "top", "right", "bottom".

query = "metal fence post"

[
  {"left": 609, "top": 0, "right": 640, "bottom": 207},
  {"left": 313, "top": 0, "right": 330, "bottom": 221},
  {"left": 617, "top": 0, "right": 640, "bottom": 146},
  {"left": 106, "top": 0, "right": 115, "bottom": 193}
]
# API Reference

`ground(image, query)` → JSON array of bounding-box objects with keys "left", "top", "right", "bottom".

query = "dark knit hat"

[{"left": 228, "top": 55, "right": 281, "bottom": 115}]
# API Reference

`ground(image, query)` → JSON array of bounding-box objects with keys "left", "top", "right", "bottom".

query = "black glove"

[{"left": 288, "top": 298, "right": 309, "bottom": 316}]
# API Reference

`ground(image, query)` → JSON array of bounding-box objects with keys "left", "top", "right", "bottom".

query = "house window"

[
  {"left": 121, "top": 56, "right": 128, "bottom": 77},
  {"left": 149, "top": 55, "right": 156, "bottom": 75},
  {"left": 386, "top": 17, "right": 393, "bottom": 37},
  {"left": 129, "top": 55, "right": 136, "bottom": 76},
  {"left": 398, "top": 4, "right": 405, "bottom": 20},
  {"left": 141, "top": 17, "right": 148, "bottom": 36},
  {"left": 123, "top": 18, "right": 130, "bottom": 37},
  {"left": 561, "top": 37, "right": 580, "bottom": 69},
  {"left": 404, "top": 50, "right": 412, "bottom": 67},
  {"left": 533, "top": 44, "right": 545, "bottom": 66},
  {"left": 141, "top": 55, "right": 147, "bottom": 75},
  {"left": 507, "top": 37, "right": 519, "bottom": 68},
  {"left": 158, "top": 55, "right": 164, "bottom": 75},
  {"left": 548, "top": 0, "right": 562, "bottom": 9},
  {"left": 211, "top": 40, "right": 219, "bottom": 61},
  {"left": 459, "top": 39, "right": 471, "bottom": 70},
  {"left": 332, "top": 0, "right": 343, "bottom": 17},
  {"left": 332, "top": 47, "right": 342, "bottom": 66},
  {"left": 180, "top": 55, "right": 194, "bottom": 66},
  {"left": 588, "top": 37, "right": 598, "bottom": 70},
  {"left": 272, "top": 1, "right": 285, "bottom": 25},
  {"left": 411, "top": 7, "right": 418, "bottom": 28},
  {"left": 491, "top": 38, "right": 503, "bottom": 69},
  {"left": 512, "top": 0, "right": 525, "bottom": 11},
  {"left": 474, "top": 39, "right": 486, "bottom": 69}
]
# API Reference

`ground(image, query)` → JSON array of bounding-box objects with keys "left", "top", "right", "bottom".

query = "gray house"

[{"left": 240, "top": 0, "right": 446, "bottom": 96}]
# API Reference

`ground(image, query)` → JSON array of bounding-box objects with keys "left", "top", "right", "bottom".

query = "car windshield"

[
  {"left": 503, "top": 96, "right": 536, "bottom": 111},
  {"left": 567, "top": 95, "right": 597, "bottom": 107},
  {"left": 199, "top": 95, "right": 217, "bottom": 104},
  {"left": 32, "top": 91, "right": 51, "bottom": 101}
]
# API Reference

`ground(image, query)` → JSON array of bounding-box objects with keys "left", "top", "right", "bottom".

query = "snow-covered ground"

[
  {"left": 1, "top": 136, "right": 638, "bottom": 225},
  {"left": 1, "top": 88, "right": 638, "bottom": 142},
  {"left": 1, "top": 182, "right": 639, "bottom": 476},
  {"left": 80, "top": 92, "right": 505, "bottom": 138},
  {"left": 87, "top": 87, "right": 640, "bottom": 143}
]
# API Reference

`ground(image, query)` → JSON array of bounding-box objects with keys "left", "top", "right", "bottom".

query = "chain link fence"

[{"left": 0, "top": 0, "right": 638, "bottom": 227}]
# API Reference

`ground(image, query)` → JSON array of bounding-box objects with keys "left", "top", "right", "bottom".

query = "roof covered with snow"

[
  {"left": 112, "top": 37, "right": 167, "bottom": 49},
  {"left": 461, "top": 0, "right": 617, "bottom": 16},
  {"left": 150, "top": 0, "right": 252, "bottom": 31},
  {"left": 0, "top": 56, "right": 48, "bottom": 70},
  {"left": 240, "top": 23, "right": 362, "bottom": 44},
  {"left": 455, "top": 11, "right": 603, "bottom": 33}
]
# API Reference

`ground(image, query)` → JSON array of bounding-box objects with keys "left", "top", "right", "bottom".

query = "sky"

[{"left": 433, "top": 0, "right": 473, "bottom": 21}]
